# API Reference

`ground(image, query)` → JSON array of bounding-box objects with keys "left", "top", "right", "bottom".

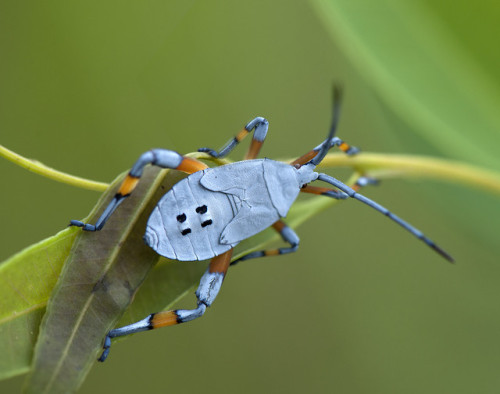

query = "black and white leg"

[
  {"left": 98, "top": 249, "right": 233, "bottom": 362},
  {"left": 70, "top": 149, "right": 208, "bottom": 232}
]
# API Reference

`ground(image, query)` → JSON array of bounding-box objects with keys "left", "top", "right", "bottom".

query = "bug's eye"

[
  {"left": 177, "top": 213, "right": 187, "bottom": 223},
  {"left": 196, "top": 205, "right": 208, "bottom": 214}
]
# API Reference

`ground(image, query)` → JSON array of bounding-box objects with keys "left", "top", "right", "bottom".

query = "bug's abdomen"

[{"left": 144, "top": 171, "right": 237, "bottom": 261}]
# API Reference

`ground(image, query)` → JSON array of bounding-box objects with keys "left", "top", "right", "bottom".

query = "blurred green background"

[{"left": 1, "top": 0, "right": 500, "bottom": 393}]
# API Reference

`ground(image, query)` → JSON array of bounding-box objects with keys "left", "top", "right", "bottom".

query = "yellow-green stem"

[
  {"left": 317, "top": 153, "right": 500, "bottom": 196},
  {"left": 2, "top": 144, "right": 500, "bottom": 197},
  {"left": 0, "top": 144, "right": 109, "bottom": 192}
]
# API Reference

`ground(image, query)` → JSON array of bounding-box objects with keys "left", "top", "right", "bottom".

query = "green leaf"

[
  {"left": 309, "top": 0, "right": 500, "bottom": 170},
  {"left": 17, "top": 156, "right": 344, "bottom": 394},
  {"left": 1, "top": 149, "right": 497, "bottom": 391},
  {"left": 0, "top": 228, "right": 77, "bottom": 380},
  {"left": 0, "top": 154, "right": 345, "bottom": 390}
]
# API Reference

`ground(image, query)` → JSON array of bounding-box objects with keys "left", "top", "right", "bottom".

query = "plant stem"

[
  {"left": 2, "top": 144, "right": 500, "bottom": 196},
  {"left": 0, "top": 144, "right": 108, "bottom": 192},
  {"left": 318, "top": 153, "right": 500, "bottom": 196}
]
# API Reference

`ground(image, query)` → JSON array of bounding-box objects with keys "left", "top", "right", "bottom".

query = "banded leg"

[
  {"left": 291, "top": 86, "right": 357, "bottom": 167},
  {"left": 231, "top": 221, "right": 299, "bottom": 266},
  {"left": 291, "top": 137, "right": 359, "bottom": 167},
  {"left": 98, "top": 249, "right": 233, "bottom": 362},
  {"left": 316, "top": 173, "right": 454, "bottom": 262},
  {"left": 300, "top": 176, "right": 379, "bottom": 200},
  {"left": 198, "top": 117, "right": 269, "bottom": 160},
  {"left": 70, "top": 149, "right": 208, "bottom": 232}
]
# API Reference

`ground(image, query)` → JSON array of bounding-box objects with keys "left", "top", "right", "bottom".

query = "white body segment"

[{"left": 144, "top": 159, "right": 302, "bottom": 261}]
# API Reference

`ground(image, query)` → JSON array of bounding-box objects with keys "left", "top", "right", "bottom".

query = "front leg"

[{"left": 70, "top": 150, "right": 207, "bottom": 232}]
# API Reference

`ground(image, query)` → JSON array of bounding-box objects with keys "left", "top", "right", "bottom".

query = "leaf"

[
  {"left": 1, "top": 150, "right": 497, "bottom": 390},
  {"left": 23, "top": 167, "right": 183, "bottom": 393},
  {"left": 0, "top": 228, "right": 77, "bottom": 380},
  {"left": 309, "top": 0, "right": 500, "bottom": 170},
  {"left": 0, "top": 152, "right": 345, "bottom": 387}
]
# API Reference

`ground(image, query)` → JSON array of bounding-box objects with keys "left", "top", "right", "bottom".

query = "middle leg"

[
  {"left": 198, "top": 117, "right": 269, "bottom": 160},
  {"left": 231, "top": 220, "right": 299, "bottom": 266}
]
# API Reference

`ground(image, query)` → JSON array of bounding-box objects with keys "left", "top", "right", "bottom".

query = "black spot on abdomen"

[
  {"left": 201, "top": 219, "right": 213, "bottom": 228},
  {"left": 196, "top": 205, "right": 208, "bottom": 214}
]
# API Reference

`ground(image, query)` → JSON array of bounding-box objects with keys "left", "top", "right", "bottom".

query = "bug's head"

[{"left": 294, "top": 162, "right": 319, "bottom": 187}]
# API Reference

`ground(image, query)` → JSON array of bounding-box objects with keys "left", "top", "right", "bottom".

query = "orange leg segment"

[
  {"left": 244, "top": 139, "right": 264, "bottom": 160},
  {"left": 177, "top": 156, "right": 209, "bottom": 173}
]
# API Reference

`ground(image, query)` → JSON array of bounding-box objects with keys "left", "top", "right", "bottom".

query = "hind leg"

[{"left": 98, "top": 249, "right": 233, "bottom": 361}]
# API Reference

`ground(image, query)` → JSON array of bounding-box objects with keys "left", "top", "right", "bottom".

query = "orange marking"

[
  {"left": 272, "top": 220, "right": 286, "bottom": 232},
  {"left": 118, "top": 175, "right": 140, "bottom": 196},
  {"left": 339, "top": 142, "right": 350, "bottom": 152},
  {"left": 236, "top": 128, "right": 249, "bottom": 142},
  {"left": 300, "top": 185, "right": 332, "bottom": 195},
  {"left": 244, "top": 140, "right": 263, "bottom": 160},
  {"left": 177, "top": 157, "right": 208, "bottom": 174},
  {"left": 352, "top": 184, "right": 361, "bottom": 192},
  {"left": 265, "top": 249, "right": 280, "bottom": 256},
  {"left": 150, "top": 311, "right": 179, "bottom": 328},
  {"left": 208, "top": 249, "right": 233, "bottom": 274},
  {"left": 291, "top": 150, "right": 316, "bottom": 166}
]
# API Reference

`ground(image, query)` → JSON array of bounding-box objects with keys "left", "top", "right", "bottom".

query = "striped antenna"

[{"left": 317, "top": 173, "right": 454, "bottom": 263}]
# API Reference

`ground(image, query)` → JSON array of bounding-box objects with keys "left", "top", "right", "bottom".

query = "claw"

[
  {"left": 197, "top": 147, "right": 219, "bottom": 158},
  {"left": 98, "top": 335, "right": 112, "bottom": 362},
  {"left": 356, "top": 176, "right": 379, "bottom": 187},
  {"left": 69, "top": 220, "right": 97, "bottom": 231},
  {"left": 346, "top": 146, "right": 360, "bottom": 155}
]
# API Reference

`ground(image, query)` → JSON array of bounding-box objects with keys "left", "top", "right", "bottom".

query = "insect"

[{"left": 70, "top": 87, "right": 453, "bottom": 362}]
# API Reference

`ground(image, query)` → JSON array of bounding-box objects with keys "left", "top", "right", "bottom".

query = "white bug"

[{"left": 70, "top": 87, "right": 453, "bottom": 362}]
